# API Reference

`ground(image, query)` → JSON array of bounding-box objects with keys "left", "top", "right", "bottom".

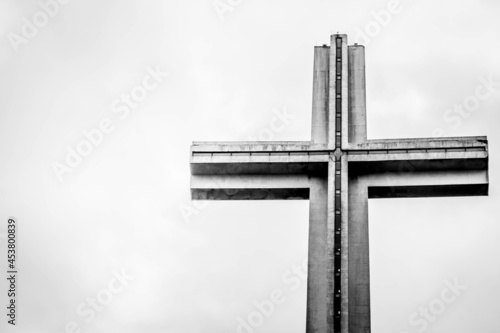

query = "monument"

[{"left": 189, "top": 34, "right": 489, "bottom": 333}]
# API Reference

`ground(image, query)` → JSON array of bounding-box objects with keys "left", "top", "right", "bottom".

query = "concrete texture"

[
  {"left": 307, "top": 176, "right": 329, "bottom": 331},
  {"left": 347, "top": 177, "right": 370, "bottom": 333},
  {"left": 312, "top": 46, "right": 330, "bottom": 144},
  {"left": 189, "top": 34, "right": 489, "bottom": 333},
  {"left": 348, "top": 45, "right": 367, "bottom": 144}
]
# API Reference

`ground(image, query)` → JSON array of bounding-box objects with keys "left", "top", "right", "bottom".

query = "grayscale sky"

[{"left": 0, "top": 0, "right": 499, "bottom": 332}]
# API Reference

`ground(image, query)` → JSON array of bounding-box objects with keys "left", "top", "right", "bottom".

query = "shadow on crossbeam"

[
  {"left": 368, "top": 183, "right": 489, "bottom": 198},
  {"left": 191, "top": 188, "right": 311, "bottom": 200}
]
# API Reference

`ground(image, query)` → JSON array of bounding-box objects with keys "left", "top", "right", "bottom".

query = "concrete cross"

[{"left": 189, "top": 34, "right": 489, "bottom": 333}]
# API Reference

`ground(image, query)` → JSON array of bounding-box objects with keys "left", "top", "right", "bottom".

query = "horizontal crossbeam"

[{"left": 190, "top": 137, "right": 488, "bottom": 177}]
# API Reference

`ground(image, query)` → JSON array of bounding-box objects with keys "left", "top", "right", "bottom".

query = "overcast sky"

[{"left": 0, "top": 0, "right": 499, "bottom": 332}]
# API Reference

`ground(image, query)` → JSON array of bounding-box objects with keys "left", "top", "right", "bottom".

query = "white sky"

[{"left": 0, "top": 0, "right": 499, "bottom": 332}]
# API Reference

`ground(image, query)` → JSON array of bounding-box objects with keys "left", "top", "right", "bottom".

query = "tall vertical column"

[
  {"left": 309, "top": 34, "right": 366, "bottom": 333},
  {"left": 348, "top": 175, "right": 371, "bottom": 333},
  {"left": 307, "top": 177, "right": 329, "bottom": 332},
  {"left": 311, "top": 46, "right": 330, "bottom": 144},
  {"left": 348, "top": 45, "right": 367, "bottom": 144}
]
